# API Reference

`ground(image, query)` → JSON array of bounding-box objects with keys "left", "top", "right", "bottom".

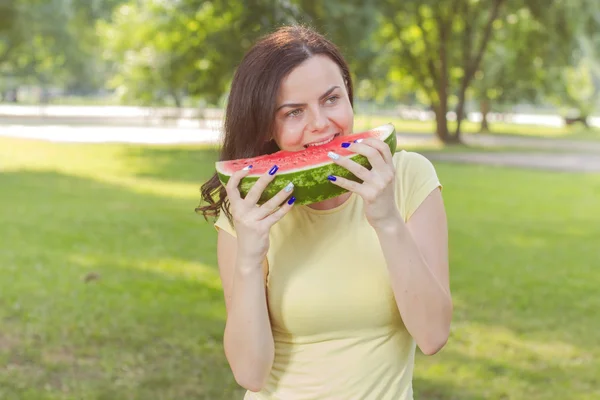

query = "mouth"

[{"left": 304, "top": 133, "right": 340, "bottom": 149}]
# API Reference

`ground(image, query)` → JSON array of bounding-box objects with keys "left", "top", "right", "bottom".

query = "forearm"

[
  {"left": 375, "top": 216, "right": 452, "bottom": 355},
  {"left": 224, "top": 258, "right": 274, "bottom": 391}
]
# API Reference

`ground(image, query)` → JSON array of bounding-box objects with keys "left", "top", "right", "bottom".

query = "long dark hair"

[{"left": 196, "top": 24, "right": 354, "bottom": 222}]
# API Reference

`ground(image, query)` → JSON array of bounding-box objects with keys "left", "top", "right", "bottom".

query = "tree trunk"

[
  {"left": 435, "top": 15, "right": 452, "bottom": 143},
  {"left": 479, "top": 98, "right": 491, "bottom": 133},
  {"left": 452, "top": 0, "right": 505, "bottom": 142},
  {"left": 39, "top": 87, "right": 50, "bottom": 104},
  {"left": 434, "top": 103, "right": 449, "bottom": 142},
  {"left": 6, "top": 88, "right": 18, "bottom": 103},
  {"left": 171, "top": 90, "right": 182, "bottom": 108},
  {"left": 454, "top": 100, "right": 466, "bottom": 142}
]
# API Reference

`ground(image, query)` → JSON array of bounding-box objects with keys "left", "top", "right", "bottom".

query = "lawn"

[{"left": 0, "top": 137, "right": 598, "bottom": 400}]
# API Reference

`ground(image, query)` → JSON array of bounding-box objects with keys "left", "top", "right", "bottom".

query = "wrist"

[
  {"left": 372, "top": 212, "right": 405, "bottom": 235},
  {"left": 236, "top": 254, "right": 266, "bottom": 275}
]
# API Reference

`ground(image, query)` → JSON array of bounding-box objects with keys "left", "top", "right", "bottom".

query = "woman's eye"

[
  {"left": 287, "top": 109, "right": 302, "bottom": 118},
  {"left": 326, "top": 95, "right": 339, "bottom": 104}
]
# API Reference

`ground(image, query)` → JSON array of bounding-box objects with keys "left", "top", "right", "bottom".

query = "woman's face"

[{"left": 273, "top": 55, "right": 354, "bottom": 152}]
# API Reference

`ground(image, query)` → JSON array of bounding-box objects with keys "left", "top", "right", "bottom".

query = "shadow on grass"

[
  {"left": 121, "top": 145, "right": 221, "bottom": 185},
  {"left": 0, "top": 169, "right": 244, "bottom": 399},
  {"left": 413, "top": 375, "right": 482, "bottom": 400}
]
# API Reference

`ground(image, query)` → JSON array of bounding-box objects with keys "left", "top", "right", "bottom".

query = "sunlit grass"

[{"left": 1, "top": 136, "right": 598, "bottom": 399}]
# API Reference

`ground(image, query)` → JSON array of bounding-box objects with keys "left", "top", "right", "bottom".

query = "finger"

[
  {"left": 326, "top": 175, "right": 369, "bottom": 199},
  {"left": 358, "top": 138, "right": 394, "bottom": 166},
  {"left": 343, "top": 140, "right": 388, "bottom": 171},
  {"left": 327, "top": 151, "right": 371, "bottom": 182},
  {"left": 262, "top": 195, "right": 296, "bottom": 226},
  {"left": 254, "top": 181, "right": 295, "bottom": 220},
  {"left": 244, "top": 165, "right": 279, "bottom": 205},
  {"left": 225, "top": 165, "right": 254, "bottom": 203}
]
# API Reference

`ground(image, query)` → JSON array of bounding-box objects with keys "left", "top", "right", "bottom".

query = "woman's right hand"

[{"left": 225, "top": 165, "right": 295, "bottom": 264}]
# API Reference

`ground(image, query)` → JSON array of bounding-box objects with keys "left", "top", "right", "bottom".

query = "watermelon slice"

[{"left": 216, "top": 123, "right": 397, "bottom": 206}]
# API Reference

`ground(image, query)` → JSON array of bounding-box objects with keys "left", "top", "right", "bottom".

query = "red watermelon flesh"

[{"left": 217, "top": 129, "right": 383, "bottom": 175}]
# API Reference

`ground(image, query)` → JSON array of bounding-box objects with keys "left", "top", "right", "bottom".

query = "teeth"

[{"left": 306, "top": 134, "right": 338, "bottom": 148}]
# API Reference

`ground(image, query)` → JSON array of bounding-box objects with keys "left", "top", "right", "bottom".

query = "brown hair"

[{"left": 196, "top": 24, "right": 354, "bottom": 222}]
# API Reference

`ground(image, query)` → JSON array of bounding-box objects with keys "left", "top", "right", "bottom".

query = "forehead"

[{"left": 278, "top": 55, "right": 345, "bottom": 100}]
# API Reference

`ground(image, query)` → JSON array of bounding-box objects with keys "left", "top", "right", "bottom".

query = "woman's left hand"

[{"left": 327, "top": 138, "right": 401, "bottom": 230}]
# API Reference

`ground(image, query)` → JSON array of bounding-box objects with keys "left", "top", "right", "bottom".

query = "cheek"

[
  {"left": 331, "top": 103, "right": 354, "bottom": 131},
  {"left": 275, "top": 119, "right": 305, "bottom": 149}
]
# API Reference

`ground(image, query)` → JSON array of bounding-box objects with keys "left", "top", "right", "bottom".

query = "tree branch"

[
  {"left": 414, "top": 4, "right": 439, "bottom": 86},
  {"left": 461, "top": 0, "right": 474, "bottom": 75},
  {"left": 465, "top": 0, "right": 505, "bottom": 85},
  {"left": 387, "top": 10, "right": 437, "bottom": 99},
  {"left": 0, "top": 42, "right": 17, "bottom": 66},
  {"left": 446, "top": 0, "right": 462, "bottom": 31},
  {"left": 453, "top": 0, "right": 505, "bottom": 139}
]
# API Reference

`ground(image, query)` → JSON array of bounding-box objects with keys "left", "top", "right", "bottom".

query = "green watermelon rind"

[{"left": 217, "top": 124, "right": 397, "bottom": 206}]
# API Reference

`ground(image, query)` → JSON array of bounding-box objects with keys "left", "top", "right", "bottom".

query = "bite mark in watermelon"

[{"left": 216, "top": 123, "right": 397, "bottom": 206}]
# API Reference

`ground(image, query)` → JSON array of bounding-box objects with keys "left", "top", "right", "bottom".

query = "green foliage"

[
  {"left": 543, "top": 0, "right": 600, "bottom": 118},
  {"left": 2, "top": 0, "right": 600, "bottom": 122},
  {"left": 99, "top": 1, "right": 240, "bottom": 106},
  {"left": 98, "top": 0, "right": 380, "bottom": 107},
  {"left": 0, "top": 0, "right": 127, "bottom": 96}
]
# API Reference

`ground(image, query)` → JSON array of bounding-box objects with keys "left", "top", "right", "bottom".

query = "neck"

[{"left": 306, "top": 192, "right": 352, "bottom": 211}]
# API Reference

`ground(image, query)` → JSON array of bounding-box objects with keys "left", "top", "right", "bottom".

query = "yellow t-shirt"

[{"left": 215, "top": 150, "right": 442, "bottom": 400}]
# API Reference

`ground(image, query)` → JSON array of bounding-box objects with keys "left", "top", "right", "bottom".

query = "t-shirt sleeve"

[
  {"left": 214, "top": 207, "right": 237, "bottom": 237},
  {"left": 394, "top": 151, "right": 442, "bottom": 222}
]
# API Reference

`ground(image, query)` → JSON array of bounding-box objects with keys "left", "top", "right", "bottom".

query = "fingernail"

[
  {"left": 327, "top": 151, "right": 340, "bottom": 160},
  {"left": 284, "top": 182, "right": 294, "bottom": 192},
  {"left": 287, "top": 196, "right": 296, "bottom": 205},
  {"left": 242, "top": 165, "right": 253, "bottom": 171},
  {"left": 327, "top": 175, "right": 337, "bottom": 181},
  {"left": 341, "top": 142, "right": 351, "bottom": 148},
  {"left": 353, "top": 139, "right": 363, "bottom": 143},
  {"left": 269, "top": 165, "right": 279, "bottom": 175}
]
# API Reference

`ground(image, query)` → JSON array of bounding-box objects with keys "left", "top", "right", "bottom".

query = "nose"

[{"left": 308, "top": 107, "right": 328, "bottom": 132}]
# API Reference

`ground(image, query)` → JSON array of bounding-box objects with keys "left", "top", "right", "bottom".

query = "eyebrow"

[{"left": 276, "top": 85, "right": 340, "bottom": 112}]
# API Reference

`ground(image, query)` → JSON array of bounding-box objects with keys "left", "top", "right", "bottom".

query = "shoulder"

[
  {"left": 393, "top": 150, "right": 442, "bottom": 221},
  {"left": 393, "top": 150, "right": 439, "bottom": 185}
]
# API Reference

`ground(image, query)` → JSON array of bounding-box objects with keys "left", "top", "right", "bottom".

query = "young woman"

[{"left": 198, "top": 25, "right": 452, "bottom": 400}]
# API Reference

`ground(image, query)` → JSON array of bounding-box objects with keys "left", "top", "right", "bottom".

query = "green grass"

[
  {"left": 1, "top": 137, "right": 599, "bottom": 399},
  {"left": 354, "top": 114, "right": 600, "bottom": 141}
]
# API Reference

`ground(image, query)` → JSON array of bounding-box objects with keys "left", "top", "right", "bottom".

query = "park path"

[
  {"left": 399, "top": 132, "right": 600, "bottom": 173},
  {"left": 1, "top": 123, "right": 599, "bottom": 172},
  {"left": 421, "top": 151, "right": 600, "bottom": 173},
  {"left": 401, "top": 132, "right": 600, "bottom": 153}
]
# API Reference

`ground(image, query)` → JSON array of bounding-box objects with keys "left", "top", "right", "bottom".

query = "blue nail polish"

[
  {"left": 269, "top": 165, "right": 279, "bottom": 175},
  {"left": 341, "top": 142, "right": 351, "bottom": 148},
  {"left": 327, "top": 175, "right": 337, "bottom": 181},
  {"left": 287, "top": 196, "right": 296, "bottom": 205}
]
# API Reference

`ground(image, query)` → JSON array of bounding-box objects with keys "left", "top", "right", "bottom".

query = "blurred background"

[{"left": 1, "top": 1, "right": 599, "bottom": 399}]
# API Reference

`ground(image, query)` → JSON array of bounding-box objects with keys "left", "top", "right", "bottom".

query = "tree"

[
  {"left": 374, "top": 0, "right": 506, "bottom": 142},
  {"left": 472, "top": 3, "right": 574, "bottom": 132},
  {"left": 99, "top": 0, "right": 299, "bottom": 106},
  {"left": 543, "top": 0, "right": 600, "bottom": 126},
  {"left": 98, "top": 0, "right": 382, "bottom": 107},
  {"left": 373, "top": 0, "right": 595, "bottom": 142},
  {"left": 0, "top": 0, "right": 126, "bottom": 101}
]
